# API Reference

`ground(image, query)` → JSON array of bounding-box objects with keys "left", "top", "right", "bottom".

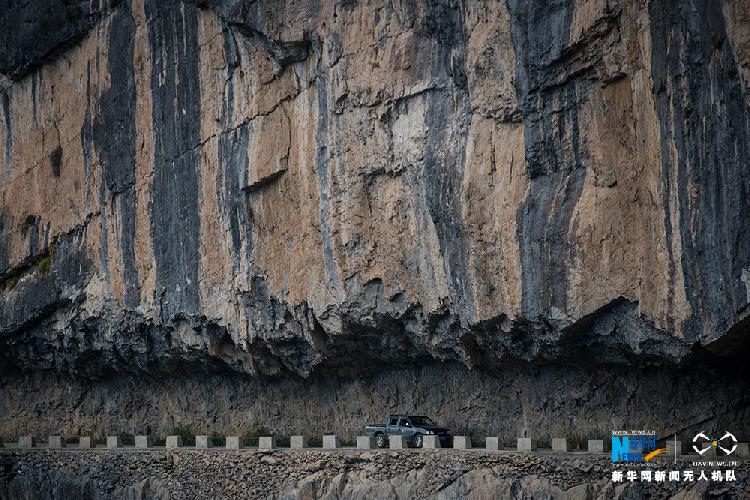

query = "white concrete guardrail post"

[
  {"left": 135, "top": 436, "right": 152, "bottom": 448},
  {"left": 322, "top": 435, "right": 340, "bottom": 449},
  {"left": 195, "top": 436, "right": 213, "bottom": 449},
  {"left": 19, "top": 436, "right": 36, "bottom": 448},
  {"left": 517, "top": 438, "right": 536, "bottom": 452},
  {"left": 588, "top": 440, "right": 604, "bottom": 453},
  {"left": 666, "top": 440, "right": 682, "bottom": 456},
  {"left": 552, "top": 438, "right": 567, "bottom": 453},
  {"left": 290, "top": 436, "right": 307, "bottom": 449},
  {"left": 357, "top": 436, "right": 374, "bottom": 449},
  {"left": 7, "top": 432, "right": 690, "bottom": 457},
  {"left": 389, "top": 435, "right": 407, "bottom": 449},
  {"left": 453, "top": 436, "right": 471, "bottom": 450},
  {"left": 258, "top": 437, "right": 275, "bottom": 450},
  {"left": 700, "top": 442, "right": 717, "bottom": 457},
  {"left": 166, "top": 436, "right": 183, "bottom": 449},
  {"left": 48, "top": 436, "right": 64, "bottom": 449},
  {"left": 485, "top": 437, "right": 500, "bottom": 451},
  {"left": 225, "top": 436, "right": 241, "bottom": 449},
  {"left": 423, "top": 435, "right": 441, "bottom": 449},
  {"left": 629, "top": 440, "right": 643, "bottom": 455}
]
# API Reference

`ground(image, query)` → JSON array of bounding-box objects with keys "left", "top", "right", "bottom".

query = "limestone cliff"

[{"left": 1, "top": 0, "right": 749, "bottom": 439}]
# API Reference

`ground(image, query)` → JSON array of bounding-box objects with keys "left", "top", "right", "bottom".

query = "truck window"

[
  {"left": 389, "top": 416, "right": 399, "bottom": 426},
  {"left": 409, "top": 416, "right": 436, "bottom": 426},
  {"left": 398, "top": 417, "right": 411, "bottom": 427}
]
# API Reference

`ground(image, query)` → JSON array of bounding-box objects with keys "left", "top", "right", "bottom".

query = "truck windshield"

[{"left": 409, "top": 416, "right": 435, "bottom": 426}]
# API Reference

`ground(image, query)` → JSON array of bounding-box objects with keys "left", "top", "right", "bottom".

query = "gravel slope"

[{"left": 1, "top": 449, "right": 748, "bottom": 499}]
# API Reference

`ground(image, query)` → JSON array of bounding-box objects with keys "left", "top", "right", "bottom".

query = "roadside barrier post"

[
  {"left": 517, "top": 438, "right": 536, "bottom": 452},
  {"left": 290, "top": 436, "right": 308, "bottom": 449}
]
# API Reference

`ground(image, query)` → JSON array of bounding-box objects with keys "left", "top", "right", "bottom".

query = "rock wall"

[
  {"left": 1, "top": 0, "right": 749, "bottom": 438},
  {"left": 2, "top": 362, "right": 750, "bottom": 443}
]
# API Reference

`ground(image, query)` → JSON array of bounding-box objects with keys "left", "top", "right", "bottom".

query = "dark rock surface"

[
  {"left": 2, "top": 362, "right": 749, "bottom": 444},
  {"left": 0, "top": 0, "right": 122, "bottom": 80}
]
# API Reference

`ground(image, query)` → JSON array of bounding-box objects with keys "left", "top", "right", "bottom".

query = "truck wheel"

[
  {"left": 376, "top": 433, "right": 386, "bottom": 448},
  {"left": 414, "top": 434, "right": 423, "bottom": 448}
]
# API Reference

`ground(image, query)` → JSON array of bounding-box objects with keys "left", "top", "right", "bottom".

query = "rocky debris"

[{"left": 1, "top": 449, "right": 747, "bottom": 499}]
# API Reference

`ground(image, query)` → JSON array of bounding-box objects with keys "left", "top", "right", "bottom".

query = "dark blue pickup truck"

[{"left": 365, "top": 415, "right": 451, "bottom": 448}]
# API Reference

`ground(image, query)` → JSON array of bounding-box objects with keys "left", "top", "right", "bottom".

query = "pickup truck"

[{"left": 365, "top": 415, "right": 451, "bottom": 448}]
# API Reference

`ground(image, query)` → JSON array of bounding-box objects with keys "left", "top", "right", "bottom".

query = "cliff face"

[{"left": 1, "top": 0, "right": 749, "bottom": 438}]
